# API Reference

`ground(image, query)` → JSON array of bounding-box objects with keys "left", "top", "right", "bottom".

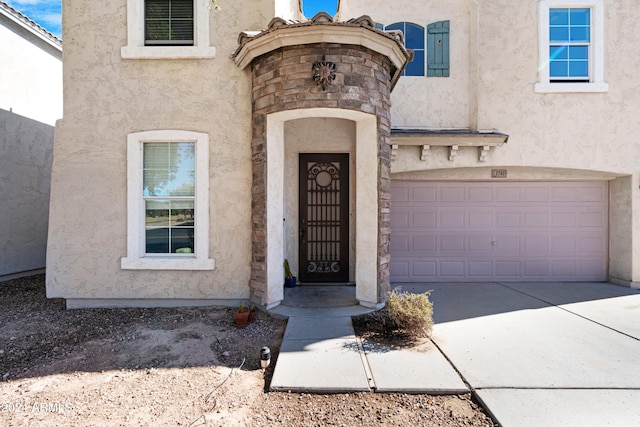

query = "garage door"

[{"left": 390, "top": 181, "right": 608, "bottom": 282}]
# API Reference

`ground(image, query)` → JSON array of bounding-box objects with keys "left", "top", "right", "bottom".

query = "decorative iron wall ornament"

[{"left": 312, "top": 55, "right": 336, "bottom": 90}]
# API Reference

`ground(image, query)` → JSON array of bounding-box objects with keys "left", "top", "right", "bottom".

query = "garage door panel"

[
  {"left": 468, "top": 186, "right": 493, "bottom": 202},
  {"left": 468, "top": 261, "right": 493, "bottom": 276},
  {"left": 440, "top": 235, "right": 465, "bottom": 252},
  {"left": 551, "top": 211, "right": 577, "bottom": 227},
  {"left": 468, "top": 235, "right": 493, "bottom": 252},
  {"left": 391, "top": 210, "right": 410, "bottom": 227},
  {"left": 523, "top": 261, "right": 549, "bottom": 277},
  {"left": 390, "top": 261, "right": 409, "bottom": 280},
  {"left": 440, "top": 186, "right": 465, "bottom": 202},
  {"left": 439, "top": 210, "right": 465, "bottom": 227},
  {"left": 496, "top": 261, "right": 521, "bottom": 277},
  {"left": 524, "top": 236, "right": 549, "bottom": 253},
  {"left": 468, "top": 210, "right": 493, "bottom": 227},
  {"left": 413, "top": 261, "right": 437, "bottom": 278},
  {"left": 390, "top": 235, "right": 410, "bottom": 253},
  {"left": 412, "top": 210, "right": 437, "bottom": 227},
  {"left": 496, "top": 211, "right": 521, "bottom": 227},
  {"left": 523, "top": 211, "right": 548, "bottom": 227},
  {"left": 579, "top": 211, "right": 606, "bottom": 227},
  {"left": 551, "top": 186, "right": 579, "bottom": 202},
  {"left": 496, "top": 186, "right": 521, "bottom": 202},
  {"left": 440, "top": 261, "right": 465, "bottom": 277},
  {"left": 412, "top": 186, "right": 437, "bottom": 202},
  {"left": 412, "top": 235, "right": 437, "bottom": 253},
  {"left": 578, "top": 260, "right": 607, "bottom": 277},
  {"left": 390, "top": 181, "right": 607, "bottom": 282},
  {"left": 551, "top": 236, "right": 576, "bottom": 253},
  {"left": 391, "top": 185, "right": 410, "bottom": 202},
  {"left": 552, "top": 261, "right": 577, "bottom": 276},
  {"left": 578, "top": 236, "right": 606, "bottom": 252},
  {"left": 494, "top": 235, "right": 521, "bottom": 253},
  {"left": 580, "top": 186, "right": 606, "bottom": 202},
  {"left": 523, "top": 186, "right": 549, "bottom": 202}
]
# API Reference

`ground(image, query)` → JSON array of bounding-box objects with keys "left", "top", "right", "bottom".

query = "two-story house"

[{"left": 47, "top": 0, "right": 640, "bottom": 309}]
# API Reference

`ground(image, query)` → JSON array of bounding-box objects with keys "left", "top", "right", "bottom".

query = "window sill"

[
  {"left": 534, "top": 82, "right": 609, "bottom": 93},
  {"left": 121, "top": 45, "right": 216, "bottom": 59},
  {"left": 121, "top": 256, "right": 215, "bottom": 270}
]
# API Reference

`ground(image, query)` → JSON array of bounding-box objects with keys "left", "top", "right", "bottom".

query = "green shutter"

[{"left": 427, "top": 20, "right": 450, "bottom": 77}]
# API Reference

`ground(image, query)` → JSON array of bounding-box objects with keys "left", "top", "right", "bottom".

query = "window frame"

[
  {"left": 144, "top": 0, "right": 195, "bottom": 46},
  {"left": 385, "top": 22, "right": 425, "bottom": 77},
  {"left": 535, "top": 0, "right": 607, "bottom": 93},
  {"left": 121, "top": 0, "right": 216, "bottom": 59},
  {"left": 121, "top": 130, "right": 215, "bottom": 270}
]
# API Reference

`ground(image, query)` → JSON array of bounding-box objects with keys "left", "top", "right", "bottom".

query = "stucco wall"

[
  {"left": 0, "top": 22, "right": 61, "bottom": 126},
  {"left": 47, "top": 0, "right": 272, "bottom": 302},
  {"left": 0, "top": 109, "right": 52, "bottom": 278},
  {"left": 346, "top": 0, "right": 472, "bottom": 128}
]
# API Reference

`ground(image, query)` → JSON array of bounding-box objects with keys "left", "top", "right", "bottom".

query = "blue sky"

[
  {"left": 302, "top": 0, "right": 338, "bottom": 17},
  {"left": 7, "top": 0, "right": 61, "bottom": 38},
  {"left": 5, "top": 0, "right": 337, "bottom": 40}
]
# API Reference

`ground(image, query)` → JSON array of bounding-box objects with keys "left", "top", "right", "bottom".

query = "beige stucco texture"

[{"left": 47, "top": 0, "right": 269, "bottom": 302}]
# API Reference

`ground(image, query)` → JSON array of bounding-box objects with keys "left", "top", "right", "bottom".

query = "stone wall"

[{"left": 250, "top": 43, "right": 393, "bottom": 304}]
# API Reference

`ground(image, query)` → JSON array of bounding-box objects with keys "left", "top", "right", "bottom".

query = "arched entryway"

[{"left": 233, "top": 14, "right": 410, "bottom": 308}]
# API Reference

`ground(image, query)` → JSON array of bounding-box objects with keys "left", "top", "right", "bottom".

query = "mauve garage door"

[{"left": 390, "top": 181, "right": 608, "bottom": 282}]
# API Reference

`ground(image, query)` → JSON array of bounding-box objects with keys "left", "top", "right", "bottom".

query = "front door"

[{"left": 299, "top": 153, "right": 349, "bottom": 282}]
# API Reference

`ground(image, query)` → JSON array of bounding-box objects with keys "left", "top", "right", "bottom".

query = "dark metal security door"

[{"left": 299, "top": 154, "right": 349, "bottom": 282}]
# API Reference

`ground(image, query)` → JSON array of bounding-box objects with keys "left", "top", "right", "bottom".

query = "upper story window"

[
  {"left": 121, "top": 0, "right": 216, "bottom": 59},
  {"left": 386, "top": 22, "right": 425, "bottom": 76},
  {"left": 536, "top": 0, "right": 607, "bottom": 93},
  {"left": 549, "top": 8, "right": 590, "bottom": 81},
  {"left": 121, "top": 130, "right": 215, "bottom": 270},
  {"left": 145, "top": 0, "right": 194, "bottom": 46}
]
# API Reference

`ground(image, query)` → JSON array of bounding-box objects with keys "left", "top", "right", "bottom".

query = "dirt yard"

[{"left": 0, "top": 275, "right": 495, "bottom": 426}]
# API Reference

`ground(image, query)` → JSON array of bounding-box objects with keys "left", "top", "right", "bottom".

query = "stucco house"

[
  {"left": 0, "top": 1, "right": 62, "bottom": 280},
  {"left": 47, "top": 0, "right": 639, "bottom": 309}
]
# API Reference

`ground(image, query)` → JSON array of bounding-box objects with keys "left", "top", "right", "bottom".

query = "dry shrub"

[{"left": 386, "top": 289, "right": 433, "bottom": 338}]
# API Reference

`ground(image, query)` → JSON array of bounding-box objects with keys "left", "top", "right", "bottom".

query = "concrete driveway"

[{"left": 396, "top": 282, "right": 640, "bottom": 426}]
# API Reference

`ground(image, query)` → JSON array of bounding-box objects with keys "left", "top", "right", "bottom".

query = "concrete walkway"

[{"left": 269, "top": 282, "right": 640, "bottom": 426}]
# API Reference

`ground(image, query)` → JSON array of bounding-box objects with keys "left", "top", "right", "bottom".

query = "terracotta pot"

[
  {"left": 248, "top": 310, "right": 257, "bottom": 323},
  {"left": 233, "top": 310, "right": 250, "bottom": 328}
]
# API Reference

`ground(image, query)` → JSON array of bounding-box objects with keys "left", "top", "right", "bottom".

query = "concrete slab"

[
  {"left": 271, "top": 317, "right": 371, "bottom": 393},
  {"left": 283, "top": 316, "right": 355, "bottom": 340},
  {"left": 362, "top": 339, "right": 468, "bottom": 394},
  {"left": 432, "top": 302, "right": 640, "bottom": 388},
  {"left": 476, "top": 389, "right": 640, "bottom": 427},
  {"left": 503, "top": 282, "right": 640, "bottom": 339},
  {"left": 270, "top": 337, "right": 370, "bottom": 392}
]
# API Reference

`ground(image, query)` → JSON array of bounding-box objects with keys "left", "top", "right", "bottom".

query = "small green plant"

[
  {"left": 386, "top": 289, "right": 433, "bottom": 338},
  {"left": 284, "top": 259, "right": 293, "bottom": 280},
  {"left": 236, "top": 303, "right": 247, "bottom": 313}
]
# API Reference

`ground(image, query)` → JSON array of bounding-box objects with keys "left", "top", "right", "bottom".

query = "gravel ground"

[{"left": 0, "top": 274, "right": 496, "bottom": 426}]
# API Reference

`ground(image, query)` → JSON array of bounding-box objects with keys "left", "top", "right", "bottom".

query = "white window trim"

[
  {"left": 121, "top": 0, "right": 216, "bottom": 59},
  {"left": 535, "top": 0, "right": 608, "bottom": 93},
  {"left": 121, "top": 130, "right": 215, "bottom": 270}
]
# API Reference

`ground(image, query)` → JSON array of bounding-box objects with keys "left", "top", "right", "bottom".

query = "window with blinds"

[
  {"left": 145, "top": 0, "right": 194, "bottom": 45},
  {"left": 143, "top": 142, "right": 195, "bottom": 254}
]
